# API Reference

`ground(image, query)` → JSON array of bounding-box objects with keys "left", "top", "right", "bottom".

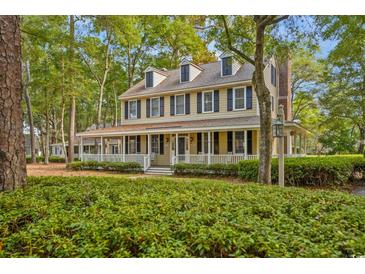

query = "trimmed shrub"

[
  {"left": 26, "top": 156, "right": 66, "bottom": 163},
  {"left": 173, "top": 163, "right": 238, "bottom": 176},
  {"left": 66, "top": 161, "right": 142, "bottom": 173},
  {"left": 238, "top": 156, "right": 365, "bottom": 186},
  {"left": 1, "top": 176, "right": 365, "bottom": 257}
]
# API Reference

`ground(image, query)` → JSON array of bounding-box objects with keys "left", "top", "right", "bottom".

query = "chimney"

[{"left": 278, "top": 59, "right": 292, "bottom": 121}]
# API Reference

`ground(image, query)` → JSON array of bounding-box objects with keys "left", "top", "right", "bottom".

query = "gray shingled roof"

[{"left": 120, "top": 61, "right": 255, "bottom": 98}]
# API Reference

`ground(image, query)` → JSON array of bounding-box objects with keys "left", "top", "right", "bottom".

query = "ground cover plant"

[
  {"left": 66, "top": 161, "right": 142, "bottom": 173},
  {"left": 0, "top": 176, "right": 364, "bottom": 258}
]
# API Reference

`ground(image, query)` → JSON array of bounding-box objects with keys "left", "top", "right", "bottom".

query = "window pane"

[
  {"left": 204, "top": 133, "right": 208, "bottom": 153},
  {"left": 176, "top": 95, "right": 185, "bottom": 114},
  {"left": 235, "top": 88, "right": 245, "bottom": 109},
  {"left": 129, "top": 136, "right": 137, "bottom": 154},
  {"left": 151, "top": 135, "right": 159, "bottom": 153},
  {"left": 129, "top": 101, "right": 137, "bottom": 118},
  {"left": 222, "top": 57, "right": 232, "bottom": 76},
  {"left": 146, "top": 71, "right": 153, "bottom": 87},
  {"left": 235, "top": 132, "right": 245, "bottom": 154},
  {"left": 151, "top": 98, "right": 159, "bottom": 117},
  {"left": 203, "top": 92, "right": 213, "bottom": 112}
]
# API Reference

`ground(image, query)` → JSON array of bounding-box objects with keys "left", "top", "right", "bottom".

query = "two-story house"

[{"left": 76, "top": 52, "right": 307, "bottom": 173}]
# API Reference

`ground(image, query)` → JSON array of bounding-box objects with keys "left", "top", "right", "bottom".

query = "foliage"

[
  {"left": 26, "top": 156, "right": 65, "bottom": 163},
  {"left": 0, "top": 176, "right": 364, "bottom": 257},
  {"left": 238, "top": 156, "right": 365, "bottom": 186},
  {"left": 66, "top": 161, "right": 142, "bottom": 173},
  {"left": 173, "top": 163, "right": 238, "bottom": 177}
]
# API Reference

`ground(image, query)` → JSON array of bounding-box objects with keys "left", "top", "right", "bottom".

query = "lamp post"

[{"left": 273, "top": 105, "right": 285, "bottom": 187}]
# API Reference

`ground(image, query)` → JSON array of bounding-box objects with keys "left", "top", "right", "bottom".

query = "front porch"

[{"left": 78, "top": 128, "right": 307, "bottom": 172}]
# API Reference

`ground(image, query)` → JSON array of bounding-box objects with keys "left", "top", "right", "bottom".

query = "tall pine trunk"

[
  {"left": 60, "top": 58, "right": 68, "bottom": 163},
  {"left": 67, "top": 15, "right": 76, "bottom": 163},
  {"left": 358, "top": 126, "right": 365, "bottom": 155},
  {"left": 23, "top": 60, "right": 36, "bottom": 163},
  {"left": 0, "top": 16, "right": 27, "bottom": 191},
  {"left": 254, "top": 23, "right": 273, "bottom": 184}
]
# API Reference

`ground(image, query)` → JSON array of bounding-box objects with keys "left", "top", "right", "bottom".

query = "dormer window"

[
  {"left": 181, "top": 64, "right": 190, "bottom": 82},
  {"left": 222, "top": 56, "right": 233, "bottom": 76},
  {"left": 146, "top": 71, "right": 153, "bottom": 88}
]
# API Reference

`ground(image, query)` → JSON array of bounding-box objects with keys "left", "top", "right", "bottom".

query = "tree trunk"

[
  {"left": 358, "top": 126, "right": 365, "bottom": 155},
  {"left": 0, "top": 16, "right": 27, "bottom": 191},
  {"left": 113, "top": 83, "right": 118, "bottom": 127},
  {"left": 23, "top": 60, "right": 36, "bottom": 163},
  {"left": 254, "top": 22, "right": 273, "bottom": 184},
  {"left": 44, "top": 106, "right": 49, "bottom": 165},
  {"left": 60, "top": 58, "right": 68, "bottom": 163},
  {"left": 67, "top": 15, "right": 76, "bottom": 163}
]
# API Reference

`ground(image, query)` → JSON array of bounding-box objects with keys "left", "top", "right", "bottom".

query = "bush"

[
  {"left": 238, "top": 156, "right": 365, "bottom": 186},
  {"left": 0, "top": 176, "right": 365, "bottom": 257},
  {"left": 66, "top": 161, "right": 142, "bottom": 173},
  {"left": 173, "top": 163, "right": 238, "bottom": 176},
  {"left": 26, "top": 156, "right": 66, "bottom": 163}
]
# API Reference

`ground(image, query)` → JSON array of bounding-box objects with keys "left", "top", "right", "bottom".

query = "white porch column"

[
  {"left": 299, "top": 134, "right": 302, "bottom": 155},
  {"left": 208, "top": 131, "right": 211, "bottom": 165},
  {"left": 287, "top": 134, "right": 292, "bottom": 155},
  {"left": 187, "top": 133, "right": 191, "bottom": 163},
  {"left": 122, "top": 135, "right": 126, "bottom": 162},
  {"left": 100, "top": 136, "right": 104, "bottom": 162},
  {"left": 244, "top": 130, "right": 248, "bottom": 159},
  {"left": 148, "top": 134, "right": 151, "bottom": 155},
  {"left": 175, "top": 133, "right": 178, "bottom": 163},
  {"left": 80, "top": 136, "right": 83, "bottom": 161}
]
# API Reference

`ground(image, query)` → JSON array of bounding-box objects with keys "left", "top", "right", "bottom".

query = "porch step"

[{"left": 145, "top": 167, "right": 173, "bottom": 176}]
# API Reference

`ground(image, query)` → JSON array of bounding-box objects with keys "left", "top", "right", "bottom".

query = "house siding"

[{"left": 121, "top": 85, "right": 260, "bottom": 125}]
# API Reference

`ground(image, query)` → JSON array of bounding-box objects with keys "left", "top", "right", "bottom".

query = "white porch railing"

[
  {"left": 81, "top": 153, "right": 147, "bottom": 168},
  {"left": 173, "top": 153, "right": 305, "bottom": 164}
]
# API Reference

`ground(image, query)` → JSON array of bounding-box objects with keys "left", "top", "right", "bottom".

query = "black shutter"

[
  {"left": 170, "top": 96, "right": 175, "bottom": 116},
  {"left": 137, "top": 135, "right": 141, "bottom": 153},
  {"left": 214, "top": 132, "right": 219, "bottom": 154},
  {"left": 146, "top": 98, "right": 150, "bottom": 118},
  {"left": 185, "top": 94, "right": 190, "bottom": 114},
  {"left": 124, "top": 101, "right": 128, "bottom": 119},
  {"left": 247, "top": 130, "right": 253, "bottom": 155},
  {"left": 227, "top": 131, "right": 233, "bottom": 153},
  {"left": 160, "top": 97, "right": 164, "bottom": 117},
  {"left": 137, "top": 100, "right": 141, "bottom": 119},
  {"left": 159, "top": 134, "right": 164, "bottom": 155},
  {"left": 214, "top": 90, "right": 219, "bottom": 112},
  {"left": 125, "top": 136, "right": 129, "bottom": 154},
  {"left": 197, "top": 92, "right": 202, "bottom": 113},
  {"left": 197, "top": 133, "right": 202, "bottom": 153},
  {"left": 145, "top": 136, "right": 148, "bottom": 154},
  {"left": 246, "top": 86, "right": 252, "bottom": 109},
  {"left": 227, "top": 88, "right": 233, "bottom": 111}
]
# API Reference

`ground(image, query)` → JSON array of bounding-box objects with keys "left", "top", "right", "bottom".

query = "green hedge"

[
  {"left": 173, "top": 163, "right": 238, "bottom": 177},
  {"left": 1, "top": 176, "right": 365, "bottom": 257},
  {"left": 26, "top": 156, "right": 65, "bottom": 163},
  {"left": 67, "top": 161, "right": 142, "bottom": 173},
  {"left": 238, "top": 156, "right": 365, "bottom": 186}
]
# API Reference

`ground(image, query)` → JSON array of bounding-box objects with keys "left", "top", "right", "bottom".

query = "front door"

[{"left": 178, "top": 136, "right": 186, "bottom": 161}]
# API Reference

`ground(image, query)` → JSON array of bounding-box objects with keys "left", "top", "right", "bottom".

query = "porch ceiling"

[{"left": 77, "top": 116, "right": 261, "bottom": 137}]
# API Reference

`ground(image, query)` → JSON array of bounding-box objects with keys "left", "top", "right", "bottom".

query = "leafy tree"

[{"left": 317, "top": 16, "right": 365, "bottom": 154}]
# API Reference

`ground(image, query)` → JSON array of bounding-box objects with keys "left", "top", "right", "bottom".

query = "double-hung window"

[
  {"left": 222, "top": 57, "right": 232, "bottom": 76},
  {"left": 175, "top": 94, "right": 185, "bottom": 115},
  {"left": 146, "top": 71, "right": 153, "bottom": 88},
  {"left": 129, "top": 100, "right": 137, "bottom": 119},
  {"left": 181, "top": 64, "right": 190, "bottom": 82},
  {"left": 271, "top": 65, "right": 276, "bottom": 86},
  {"left": 235, "top": 131, "right": 245, "bottom": 154},
  {"left": 129, "top": 136, "right": 137, "bottom": 154},
  {"left": 233, "top": 87, "right": 245, "bottom": 110},
  {"left": 203, "top": 91, "right": 213, "bottom": 112},
  {"left": 151, "top": 135, "right": 159, "bottom": 154},
  {"left": 151, "top": 97, "right": 160, "bottom": 117}
]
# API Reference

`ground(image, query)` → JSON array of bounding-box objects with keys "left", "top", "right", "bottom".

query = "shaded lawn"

[{"left": 0, "top": 176, "right": 364, "bottom": 258}]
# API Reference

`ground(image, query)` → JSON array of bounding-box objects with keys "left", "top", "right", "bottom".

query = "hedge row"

[
  {"left": 67, "top": 161, "right": 142, "bottom": 173},
  {"left": 26, "top": 156, "right": 65, "bottom": 163},
  {"left": 172, "top": 163, "right": 238, "bottom": 177},
  {"left": 173, "top": 156, "right": 365, "bottom": 186},
  {"left": 1, "top": 176, "right": 365, "bottom": 257}
]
